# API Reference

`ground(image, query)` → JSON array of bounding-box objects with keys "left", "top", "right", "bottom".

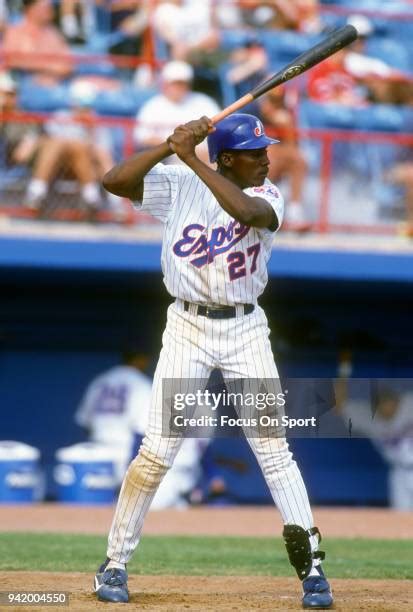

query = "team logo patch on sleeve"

[{"left": 252, "top": 185, "right": 279, "bottom": 198}]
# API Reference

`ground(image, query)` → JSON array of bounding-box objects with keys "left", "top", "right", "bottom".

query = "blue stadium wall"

[{"left": 3, "top": 234, "right": 413, "bottom": 505}]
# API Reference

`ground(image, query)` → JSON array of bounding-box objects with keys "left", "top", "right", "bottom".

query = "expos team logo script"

[{"left": 173, "top": 221, "right": 250, "bottom": 268}]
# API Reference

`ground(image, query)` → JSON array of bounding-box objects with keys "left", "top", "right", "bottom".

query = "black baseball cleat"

[
  {"left": 302, "top": 566, "right": 333, "bottom": 609},
  {"left": 94, "top": 559, "right": 129, "bottom": 603}
]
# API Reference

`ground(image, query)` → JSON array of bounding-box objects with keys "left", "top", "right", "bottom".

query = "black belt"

[{"left": 183, "top": 301, "right": 254, "bottom": 319}]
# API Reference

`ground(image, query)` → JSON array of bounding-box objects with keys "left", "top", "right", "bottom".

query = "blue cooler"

[
  {"left": 0, "top": 441, "right": 43, "bottom": 503},
  {"left": 54, "top": 443, "right": 118, "bottom": 504}
]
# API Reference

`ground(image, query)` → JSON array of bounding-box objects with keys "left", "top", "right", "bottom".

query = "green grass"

[{"left": 1, "top": 533, "right": 412, "bottom": 579}]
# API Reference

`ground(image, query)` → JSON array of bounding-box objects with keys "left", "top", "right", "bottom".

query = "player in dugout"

[{"left": 93, "top": 113, "right": 334, "bottom": 609}]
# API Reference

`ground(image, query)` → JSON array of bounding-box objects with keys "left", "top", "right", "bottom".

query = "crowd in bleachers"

[{"left": 0, "top": 0, "right": 412, "bottom": 231}]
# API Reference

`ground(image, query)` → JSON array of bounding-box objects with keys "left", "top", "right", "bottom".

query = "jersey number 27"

[{"left": 227, "top": 243, "right": 260, "bottom": 281}]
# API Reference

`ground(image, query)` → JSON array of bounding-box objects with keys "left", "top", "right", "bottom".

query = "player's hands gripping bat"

[{"left": 167, "top": 117, "right": 213, "bottom": 159}]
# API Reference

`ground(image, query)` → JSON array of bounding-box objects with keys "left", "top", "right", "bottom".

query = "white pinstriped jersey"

[{"left": 134, "top": 163, "right": 284, "bottom": 305}]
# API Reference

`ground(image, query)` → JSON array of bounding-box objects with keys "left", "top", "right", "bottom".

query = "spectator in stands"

[
  {"left": 307, "top": 14, "right": 409, "bottom": 106},
  {"left": 152, "top": 0, "right": 222, "bottom": 99},
  {"left": 57, "top": 0, "right": 94, "bottom": 44},
  {"left": 2, "top": 0, "right": 74, "bottom": 85},
  {"left": 307, "top": 47, "right": 366, "bottom": 106},
  {"left": 25, "top": 81, "right": 118, "bottom": 220},
  {"left": 226, "top": 38, "right": 268, "bottom": 104},
  {"left": 106, "top": 0, "right": 149, "bottom": 56},
  {"left": 134, "top": 60, "right": 220, "bottom": 165},
  {"left": 335, "top": 379, "right": 413, "bottom": 510},
  {"left": 237, "top": 0, "right": 322, "bottom": 33},
  {"left": 258, "top": 85, "right": 310, "bottom": 230},
  {"left": 75, "top": 348, "right": 153, "bottom": 486},
  {"left": 153, "top": 0, "right": 219, "bottom": 61},
  {"left": 344, "top": 15, "right": 411, "bottom": 106},
  {"left": 0, "top": 71, "right": 45, "bottom": 193}
]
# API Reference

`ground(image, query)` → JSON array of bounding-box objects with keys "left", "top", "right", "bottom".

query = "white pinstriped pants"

[{"left": 108, "top": 301, "right": 317, "bottom": 563}]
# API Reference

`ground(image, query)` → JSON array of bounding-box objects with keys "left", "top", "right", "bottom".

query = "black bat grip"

[{"left": 251, "top": 25, "right": 358, "bottom": 99}]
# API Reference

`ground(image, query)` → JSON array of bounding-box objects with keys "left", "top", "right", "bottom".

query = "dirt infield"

[
  {"left": 1, "top": 504, "right": 413, "bottom": 538},
  {"left": 3, "top": 573, "right": 413, "bottom": 612},
  {"left": 2, "top": 505, "right": 412, "bottom": 611}
]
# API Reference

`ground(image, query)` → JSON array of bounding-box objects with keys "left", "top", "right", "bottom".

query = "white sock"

[
  {"left": 26, "top": 178, "right": 47, "bottom": 202},
  {"left": 62, "top": 14, "right": 80, "bottom": 38},
  {"left": 81, "top": 182, "right": 101, "bottom": 207},
  {"left": 308, "top": 560, "right": 322, "bottom": 577},
  {"left": 106, "top": 560, "right": 126, "bottom": 571}
]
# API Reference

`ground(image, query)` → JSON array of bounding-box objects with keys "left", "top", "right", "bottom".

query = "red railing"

[
  {"left": 0, "top": 50, "right": 161, "bottom": 71},
  {"left": 268, "top": 127, "right": 413, "bottom": 234},
  {"left": 1, "top": 111, "right": 412, "bottom": 233}
]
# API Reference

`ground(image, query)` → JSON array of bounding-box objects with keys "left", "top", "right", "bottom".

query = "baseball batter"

[{"left": 93, "top": 113, "right": 333, "bottom": 609}]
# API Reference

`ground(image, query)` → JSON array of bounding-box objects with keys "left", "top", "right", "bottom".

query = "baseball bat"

[{"left": 211, "top": 25, "right": 358, "bottom": 125}]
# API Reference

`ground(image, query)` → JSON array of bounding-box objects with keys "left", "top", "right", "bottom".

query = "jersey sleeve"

[
  {"left": 132, "top": 163, "right": 192, "bottom": 223},
  {"left": 244, "top": 181, "right": 284, "bottom": 233}
]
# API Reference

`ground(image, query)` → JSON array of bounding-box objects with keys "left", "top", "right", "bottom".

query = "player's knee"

[
  {"left": 39, "top": 137, "right": 67, "bottom": 156},
  {"left": 66, "top": 139, "right": 91, "bottom": 155},
  {"left": 258, "top": 438, "right": 296, "bottom": 477},
  {"left": 125, "top": 449, "right": 169, "bottom": 493}
]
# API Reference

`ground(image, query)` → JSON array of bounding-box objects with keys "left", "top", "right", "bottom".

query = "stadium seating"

[
  {"left": 298, "top": 100, "right": 410, "bottom": 190},
  {"left": 219, "top": 29, "right": 256, "bottom": 53},
  {"left": 366, "top": 38, "right": 410, "bottom": 72},
  {"left": 354, "top": 104, "right": 410, "bottom": 132},
  {"left": 18, "top": 82, "right": 70, "bottom": 113},
  {"left": 2, "top": 0, "right": 412, "bottom": 230},
  {"left": 320, "top": 0, "right": 413, "bottom": 10},
  {"left": 260, "top": 30, "right": 322, "bottom": 71},
  {"left": 84, "top": 30, "right": 134, "bottom": 55},
  {"left": 320, "top": 1, "right": 413, "bottom": 40},
  {"left": 74, "top": 56, "right": 120, "bottom": 79},
  {"left": 299, "top": 100, "right": 356, "bottom": 130},
  {"left": 0, "top": 164, "right": 30, "bottom": 194},
  {"left": 299, "top": 100, "right": 412, "bottom": 134},
  {"left": 93, "top": 87, "right": 156, "bottom": 117}
]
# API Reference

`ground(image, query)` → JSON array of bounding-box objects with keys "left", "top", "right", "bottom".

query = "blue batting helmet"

[{"left": 207, "top": 113, "right": 279, "bottom": 163}]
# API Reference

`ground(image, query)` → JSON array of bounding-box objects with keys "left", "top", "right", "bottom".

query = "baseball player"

[
  {"left": 93, "top": 113, "right": 333, "bottom": 609},
  {"left": 75, "top": 350, "right": 152, "bottom": 484},
  {"left": 75, "top": 350, "right": 209, "bottom": 509},
  {"left": 336, "top": 379, "right": 413, "bottom": 510}
]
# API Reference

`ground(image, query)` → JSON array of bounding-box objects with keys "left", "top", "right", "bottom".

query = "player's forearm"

[
  {"left": 102, "top": 142, "right": 172, "bottom": 200},
  {"left": 184, "top": 155, "right": 273, "bottom": 228}
]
